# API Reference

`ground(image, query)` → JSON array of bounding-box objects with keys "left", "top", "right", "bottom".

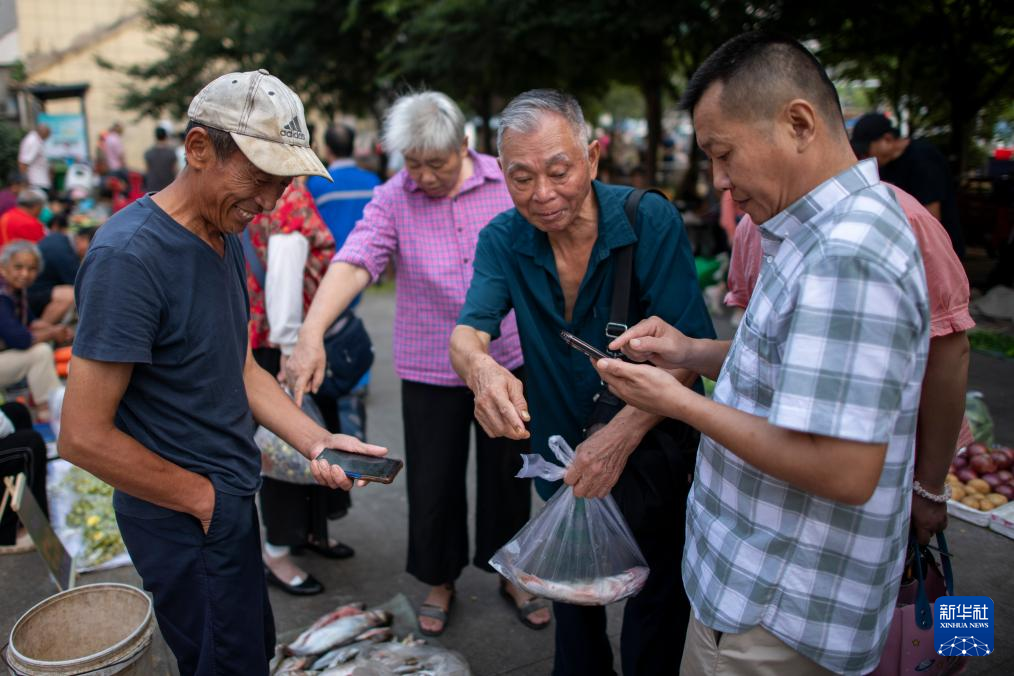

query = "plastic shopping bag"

[
  {"left": 489, "top": 435, "right": 649, "bottom": 605},
  {"left": 256, "top": 391, "right": 327, "bottom": 485},
  {"left": 965, "top": 391, "right": 994, "bottom": 447}
]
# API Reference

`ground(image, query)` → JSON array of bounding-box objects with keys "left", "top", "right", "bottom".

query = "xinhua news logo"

[{"left": 935, "top": 596, "right": 994, "bottom": 657}]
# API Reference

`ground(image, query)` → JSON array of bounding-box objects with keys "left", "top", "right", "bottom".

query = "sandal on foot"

[
  {"left": 499, "top": 580, "right": 551, "bottom": 630},
  {"left": 417, "top": 589, "right": 455, "bottom": 637}
]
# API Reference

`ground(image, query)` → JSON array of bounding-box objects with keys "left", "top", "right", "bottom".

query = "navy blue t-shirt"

[{"left": 73, "top": 195, "right": 259, "bottom": 515}]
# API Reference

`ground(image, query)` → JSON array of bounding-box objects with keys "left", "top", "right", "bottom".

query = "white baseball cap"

[{"left": 187, "top": 69, "right": 330, "bottom": 181}]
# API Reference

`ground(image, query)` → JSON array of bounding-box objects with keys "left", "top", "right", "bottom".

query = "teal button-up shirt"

[{"left": 459, "top": 181, "right": 715, "bottom": 499}]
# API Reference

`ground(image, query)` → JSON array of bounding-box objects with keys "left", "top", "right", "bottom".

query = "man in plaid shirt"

[{"left": 594, "top": 33, "right": 930, "bottom": 675}]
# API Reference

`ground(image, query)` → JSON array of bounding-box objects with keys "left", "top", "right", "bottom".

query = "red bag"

[{"left": 869, "top": 533, "right": 967, "bottom": 676}]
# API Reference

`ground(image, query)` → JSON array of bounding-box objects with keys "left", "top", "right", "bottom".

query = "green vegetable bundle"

[{"left": 62, "top": 467, "right": 125, "bottom": 567}]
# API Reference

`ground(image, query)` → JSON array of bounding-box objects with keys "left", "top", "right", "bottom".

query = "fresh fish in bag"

[{"left": 489, "top": 436, "right": 650, "bottom": 606}]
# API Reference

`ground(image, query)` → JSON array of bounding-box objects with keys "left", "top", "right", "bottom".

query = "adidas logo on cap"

[{"left": 280, "top": 116, "right": 306, "bottom": 141}]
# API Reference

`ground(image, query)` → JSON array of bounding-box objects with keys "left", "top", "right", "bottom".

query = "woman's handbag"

[
  {"left": 869, "top": 532, "right": 968, "bottom": 676},
  {"left": 241, "top": 229, "right": 373, "bottom": 399},
  {"left": 317, "top": 309, "right": 374, "bottom": 398}
]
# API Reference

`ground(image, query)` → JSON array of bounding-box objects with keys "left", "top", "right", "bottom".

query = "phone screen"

[
  {"left": 560, "top": 330, "right": 609, "bottom": 361},
  {"left": 317, "top": 449, "right": 404, "bottom": 484}
]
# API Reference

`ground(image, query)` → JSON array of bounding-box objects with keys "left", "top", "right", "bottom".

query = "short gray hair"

[
  {"left": 16, "top": 188, "right": 47, "bottom": 208},
  {"left": 0, "top": 239, "right": 43, "bottom": 272},
  {"left": 497, "top": 89, "right": 589, "bottom": 155},
  {"left": 381, "top": 91, "right": 466, "bottom": 156},
  {"left": 185, "top": 120, "right": 239, "bottom": 160}
]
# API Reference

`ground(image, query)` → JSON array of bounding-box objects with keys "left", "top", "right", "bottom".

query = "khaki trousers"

[
  {"left": 0, "top": 343, "right": 59, "bottom": 405},
  {"left": 680, "top": 614, "right": 836, "bottom": 675}
]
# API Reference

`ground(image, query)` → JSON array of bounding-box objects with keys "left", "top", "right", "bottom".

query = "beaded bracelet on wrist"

[{"left": 913, "top": 480, "right": 951, "bottom": 503}]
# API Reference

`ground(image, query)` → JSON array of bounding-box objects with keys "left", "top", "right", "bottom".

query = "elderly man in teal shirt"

[{"left": 451, "top": 89, "right": 714, "bottom": 676}]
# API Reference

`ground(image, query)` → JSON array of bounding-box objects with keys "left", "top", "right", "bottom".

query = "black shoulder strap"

[{"left": 607, "top": 188, "right": 668, "bottom": 339}]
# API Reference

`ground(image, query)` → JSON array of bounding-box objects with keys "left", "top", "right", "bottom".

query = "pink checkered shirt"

[{"left": 335, "top": 150, "right": 523, "bottom": 386}]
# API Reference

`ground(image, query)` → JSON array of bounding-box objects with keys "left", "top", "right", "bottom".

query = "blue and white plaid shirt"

[{"left": 683, "top": 159, "right": 930, "bottom": 675}]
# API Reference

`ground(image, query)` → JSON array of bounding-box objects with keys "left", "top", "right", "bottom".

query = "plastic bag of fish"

[
  {"left": 271, "top": 602, "right": 470, "bottom": 675},
  {"left": 489, "top": 435, "right": 649, "bottom": 606}
]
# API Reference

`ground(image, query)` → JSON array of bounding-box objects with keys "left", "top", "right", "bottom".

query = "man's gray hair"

[
  {"left": 382, "top": 91, "right": 466, "bottom": 156},
  {"left": 0, "top": 239, "right": 43, "bottom": 271},
  {"left": 497, "top": 89, "right": 589, "bottom": 155},
  {"left": 16, "top": 188, "right": 47, "bottom": 208}
]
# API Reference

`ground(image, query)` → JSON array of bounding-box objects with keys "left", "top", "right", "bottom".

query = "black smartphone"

[
  {"left": 316, "top": 448, "right": 404, "bottom": 484},
  {"left": 560, "top": 330, "right": 609, "bottom": 361}
]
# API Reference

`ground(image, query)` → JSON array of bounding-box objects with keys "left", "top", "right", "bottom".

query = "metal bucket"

[{"left": 5, "top": 583, "right": 154, "bottom": 675}]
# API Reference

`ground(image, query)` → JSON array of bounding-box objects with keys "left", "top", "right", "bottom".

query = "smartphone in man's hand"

[
  {"left": 316, "top": 448, "right": 404, "bottom": 484},
  {"left": 560, "top": 330, "right": 609, "bottom": 361}
]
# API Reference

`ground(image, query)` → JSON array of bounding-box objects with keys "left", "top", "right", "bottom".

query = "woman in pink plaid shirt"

[{"left": 286, "top": 92, "right": 550, "bottom": 636}]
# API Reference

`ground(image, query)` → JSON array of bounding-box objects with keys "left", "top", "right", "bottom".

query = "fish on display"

[
  {"left": 272, "top": 654, "right": 310, "bottom": 674},
  {"left": 347, "top": 641, "right": 472, "bottom": 675},
  {"left": 354, "top": 626, "right": 394, "bottom": 643},
  {"left": 289, "top": 602, "right": 366, "bottom": 650},
  {"left": 285, "top": 602, "right": 368, "bottom": 656},
  {"left": 286, "top": 609, "right": 393, "bottom": 656},
  {"left": 311, "top": 642, "right": 363, "bottom": 671},
  {"left": 310, "top": 629, "right": 390, "bottom": 672},
  {"left": 318, "top": 665, "right": 359, "bottom": 676}
]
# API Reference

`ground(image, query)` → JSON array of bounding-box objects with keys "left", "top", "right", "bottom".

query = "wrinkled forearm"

[
  {"left": 617, "top": 405, "right": 662, "bottom": 441},
  {"left": 450, "top": 324, "right": 493, "bottom": 389}
]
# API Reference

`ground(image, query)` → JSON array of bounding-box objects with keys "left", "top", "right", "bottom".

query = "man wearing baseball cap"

[
  {"left": 851, "top": 112, "right": 963, "bottom": 257},
  {"left": 59, "top": 70, "right": 388, "bottom": 675}
]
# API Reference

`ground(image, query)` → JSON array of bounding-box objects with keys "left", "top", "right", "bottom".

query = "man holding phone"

[
  {"left": 58, "top": 70, "right": 387, "bottom": 676},
  {"left": 450, "top": 89, "right": 714, "bottom": 675}
]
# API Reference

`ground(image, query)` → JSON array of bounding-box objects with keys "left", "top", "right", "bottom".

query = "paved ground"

[{"left": 2, "top": 284, "right": 1012, "bottom": 675}]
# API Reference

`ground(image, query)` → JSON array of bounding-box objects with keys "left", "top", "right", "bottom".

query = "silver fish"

[
  {"left": 272, "top": 654, "right": 310, "bottom": 674},
  {"left": 284, "top": 602, "right": 368, "bottom": 656},
  {"left": 318, "top": 665, "right": 359, "bottom": 676},
  {"left": 356, "top": 641, "right": 472, "bottom": 675},
  {"left": 310, "top": 638, "right": 371, "bottom": 671},
  {"left": 286, "top": 609, "right": 392, "bottom": 656},
  {"left": 354, "top": 626, "right": 394, "bottom": 643}
]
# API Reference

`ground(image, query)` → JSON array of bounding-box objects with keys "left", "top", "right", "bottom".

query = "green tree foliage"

[
  {"left": 108, "top": 0, "right": 1012, "bottom": 181},
  {"left": 808, "top": 0, "right": 1014, "bottom": 173},
  {"left": 100, "top": 0, "right": 401, "bottom": 119},
  {"left": 383, "top": 0, "right": 619, "bottom": 153},
  {"left": 0, "top": 122, "right": 24, "bottom": 182}
]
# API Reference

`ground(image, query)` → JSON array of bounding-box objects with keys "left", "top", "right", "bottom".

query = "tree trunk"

[
  {"left": 948, "top": 103, "right": 971, "bottom": 179},
  {"left": 478, "top": 92, "right": 494, "bottom": 155},
  {"left": 372, "top": 107, "right": 388, "bottom": 178},
  {"left": 641, "top": 76, "right": 662, "bottom": 185},
  {"left": 679, "top": 140, "right": 704, "bottom": 203}
]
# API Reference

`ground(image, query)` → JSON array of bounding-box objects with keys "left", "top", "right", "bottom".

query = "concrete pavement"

[{"left": 2, "top": 284, "right": 1011, "bottom": 675}]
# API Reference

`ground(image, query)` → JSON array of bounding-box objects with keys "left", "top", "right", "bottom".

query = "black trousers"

[
  {"left": 116, "top": 491, "right": 275, "bottom": 676},
  {"left": 252, "top": 347, "right": 349, "bottom": 547},
  {"left": 401, "top": 373, "right": 531, "bottom": 585},
  {"left": 0, "top": 402, "right": 48, "bottom": 545},
  {"left": 551, "top": 440, "right": 695, "bottom": 676}
]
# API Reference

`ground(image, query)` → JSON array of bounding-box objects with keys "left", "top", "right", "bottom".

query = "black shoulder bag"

[
  {"left": 241, "top": 228, "right": 373, "bottom": 397},
  {"left": 582, "top": 189, "right": 700, "bottom": 483}
]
